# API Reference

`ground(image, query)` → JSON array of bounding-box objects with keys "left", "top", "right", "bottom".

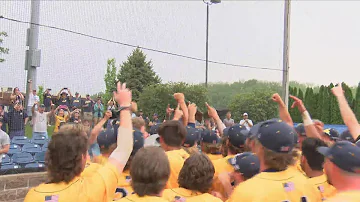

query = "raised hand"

[
  {"left": 166, "top": 104, "right": 174, "bottom": 115},
  {"left": 188, "top": 103, "right": 197, "bottom": 117},
  {"left": 331, "top": 84, "right": 344, "bottom": 97},
  {"left": 205, "top": 102, "right": 219, "bottom": 120},
  {"left": 272, "top": 93, "right": 283, "bottom": 104},
  {"left": 113, "top": 82, "right": 132, "bottom": 107},
  {"left": 173, "top": 104, "right": 183, "bottom": 121},
  {"left": 289, "top": 95, "right": 306, "bottom": 113},
  {"left": 173, "top": 93, "right": 185, "bottom": 102}
]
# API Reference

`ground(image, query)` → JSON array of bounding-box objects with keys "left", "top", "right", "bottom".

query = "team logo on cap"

[{"left": 280, "top": 146, "right": 290, "bottom": 152}]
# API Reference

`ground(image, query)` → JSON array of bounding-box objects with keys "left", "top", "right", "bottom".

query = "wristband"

[{"left": 301, "top": 111, "right": 313, "bottom": 126}]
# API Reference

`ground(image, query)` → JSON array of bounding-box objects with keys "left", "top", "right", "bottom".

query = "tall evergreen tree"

[
  {"left": 329, "top": 83, "right": 342, "bottom": 124},
  {"left": 354, "top": 82, "right": 360, "bottom": 120},
  {"left": 321, "top": 85, "right": 331, "bottom": 124},
  {"left": 104, "top": 58, "right": 118, "bottom": 103},
  {"left": 117, "top": 48, "right": 161, "bottom": 101},
  {"left": 316, "top": 85, "right": 325, "bottom": 120},
  {"left": 342, "top": 82, "right": 354, "bottom": 110}
]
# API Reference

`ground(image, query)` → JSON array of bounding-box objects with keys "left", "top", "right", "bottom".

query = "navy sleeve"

[
  {"left": 187, "top": 123, "right": 196, "bottom": 128},
  {"left": 23, "top": 112, "right": 28, "bottom": 119}
]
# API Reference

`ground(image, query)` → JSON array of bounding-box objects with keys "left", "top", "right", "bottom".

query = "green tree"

[
  {"left": 329, "top": 83, "right": 342, "bottom": 124},
  {"left": 354, "top": 82, "right": 360, "bottom": 120},
  {"left": 321, "top": 85, "right": 331, "bottom": 124},
  {"left": 0, "top": 32, "right": 9, "bottom": 63},
  {"left": 104, "top": 58, "right": 118, "bottom": 104},
  {"left": 138, "top": 82, "right": 208, "bottom": 120},
  {"left": 342, "top": 82, "right": 354, "bottom": 109},
  {"left": 37, "top": 85, "right": 44, "bottom": 104},
  {"left": 117, "top": 48, "right": 161, "bottom": 101},
  {"left": 228, "top": 90, "right": 278, "bottom": 123}
]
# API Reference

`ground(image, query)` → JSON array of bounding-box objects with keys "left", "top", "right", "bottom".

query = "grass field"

[{"left": 25, "top": 125, "right": 55, "bottom": 139}]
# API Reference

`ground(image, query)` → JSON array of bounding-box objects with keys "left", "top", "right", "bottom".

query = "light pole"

[
  {"left": 282, "top": 0, "right": 291, "bottom": 107},
  {"left": 203, "top": 0, "right": 221, "bottom": 88}
]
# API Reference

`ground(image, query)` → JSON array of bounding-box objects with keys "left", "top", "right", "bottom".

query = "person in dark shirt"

[
  {"left": 71, "top": 92, "right": 82, "bottom": 111},
  {"left": 4, "top": 103, "right": 28, "bottom": 139},
  {"left": 69, "top": 109, "right": 82, "bottom": 124},
  {"left": 0, "top": 105, "right": 7, "bottom": 132},
  {"left": 82, "top": 94, "right": 94, "bottom": 123},
  {"left": 43, "top": 88, "right": 53, "bottom": 112},
  {"left": 57, "top": 88, "right": 72, "bottom": 109}
]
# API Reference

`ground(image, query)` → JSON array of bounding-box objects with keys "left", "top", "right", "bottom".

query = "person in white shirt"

[
  {"left": 32, "top": 103, "right": 54, "bottom": 139},
  {"left": 27, "top": 80, "right": 40, "bottom": 123},
  {"left": 0, "top": 120, "right": 10, "bottom": 169},
  {"left": 239, "top": 113, "right": 253, "bottom": 130}
]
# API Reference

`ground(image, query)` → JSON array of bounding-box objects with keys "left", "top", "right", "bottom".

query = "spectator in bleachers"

[
  {"left": 132, "top": 117, "right": 148, "bottom": 138},
  {"left": 71, "top": 92, "right": 82, "bottom": 111},
  {"left": 43, "top": 88, "right": 53, "bottom": 112},
  {"left": 10, "top": 87, "right": 24, "bottom": 107},
  {"left": 24, "top": 81, "right": 134, "bottom": 202},
  {"left": 4, "top": 103, "right": 28, "bottom": 139},
  {"left": 32, "top": 103, "right": 54, "bottom": 139},
  {"left": 57, "top": 88, "right": 72, "bottom": 110},
  {"left": 69, "top": 109, "right": 82, "bottom": 124},
  {"left": 82, "top": 94, "right": 94, "bottom": 123},
  {"left": 26, "top": 80, "right": 40, "bottom": 124},
  {"left": 223, "top": 111, "right": 234, "bottom": 127},
  {"left": 53, "top": 106, "right": 70, "bottom": 133},
  {"left": 93, "top": 97, "right": 104, "bottom": 125},
  {"left": 0, "top": 105, "right": 6, "bottom": 132},
  {"left": 0, "top": 120, "right": 10, "bottom": 169},
  {"left": 107, "top": 99, "right": 116, "bottom": 111},
  {"left": 239, "top": 113, "right": 253, "bottom": 130}
]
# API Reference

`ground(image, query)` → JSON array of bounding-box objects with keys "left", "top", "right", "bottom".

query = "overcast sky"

[{"left": 1, "top": 1, "right": 360, "bottom": 95}]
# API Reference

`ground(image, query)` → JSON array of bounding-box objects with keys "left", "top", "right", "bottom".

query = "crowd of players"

[{"left": 20, "top": 82, "right": 360, "bottom": 202}]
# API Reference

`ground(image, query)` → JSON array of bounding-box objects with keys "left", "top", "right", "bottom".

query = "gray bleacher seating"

[
  {"left": 34, "top": 151, "right": 45, "bottom": 163},
  {"left": 7, "top": 144, "right": 21, "bottom": 156},
  {"left": 12, "top": 153, "right": 34, "bottom": 166},
  {"left": 1, "top": 154, "right": 11, "bottom": 165},
  {"left": 22, "top": 143, "right": 42, "bottom": 155},
  {"left": 0, "top": 164, "right": 20, "bottom": 171},
  {"left": 11, "top": 136, "right": 30, "bottom": 146},
  {"left": 25, "top": 162, "right": 45, "bottom": 169},
  {"left": 42, "top": 142, "right": 48, "bottom": 150},
  {"left": 31, "top": 135, "right": 48, "bottom": 145}
]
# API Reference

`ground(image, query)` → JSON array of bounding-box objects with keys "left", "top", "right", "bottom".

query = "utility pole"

[
  {"left": 205, "top": 3, "right": 209, "bottom": 88},
  {"left": 282, "top": 0, "right": 291, "bottom": 107},
  {"left": 25, "top": 0, "right": 41, "bottom": 107}
]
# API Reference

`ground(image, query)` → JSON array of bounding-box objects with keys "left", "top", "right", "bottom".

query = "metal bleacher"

[{"left": 1, "top": 136, "right": 49, "bottom": 175}]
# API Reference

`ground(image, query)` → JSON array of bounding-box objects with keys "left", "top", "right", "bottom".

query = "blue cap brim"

[
  {"left": 227, "top": 157, "right": 236, "bottom": 167},
  {"left": 317, "top": 146, "right": 330, "bottom": 157}
]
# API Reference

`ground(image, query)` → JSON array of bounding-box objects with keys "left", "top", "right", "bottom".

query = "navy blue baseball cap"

[
  {"left": 318, "top": 141, "right": 360, "bottom": 173},
  {"left": 97, "top": 128, "right": 117, "bottom": 150},
  {"left": 184, "top": 126, "right": 200, "bottom": 147},
  {"left": 253, "top": 119, "right": 296, "bottom": 153},
  {"left": 228, "top": 124, "right": 248, "bottom": 148},
  {"left": 339, "top": 130, "right": 355, "bottom": 143},
  {"left": 295, "top": 123, "right": 306, "bottom": 137},
  {"left": 132, "top": 130, "right": 144, "bottom": 156},
  {"left": 201, "top": 130, "right": 220, "bottom": 144},
  {"left": 228, "top": 152, "right": 260, "bottom": 178},
  {"left": 150, "top": 123, "right": 161, "bottom": 135},
  {"left": 323, "top": 128, "right": 340, "bottom": 141}
]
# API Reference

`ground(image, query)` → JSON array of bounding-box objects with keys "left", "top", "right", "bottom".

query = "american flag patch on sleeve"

[
  {"left": 45, "top": 195, "right": 59, "bottom": 202},
  {"left": 283, "top": 182, "right": 295, "bottom": 192}
]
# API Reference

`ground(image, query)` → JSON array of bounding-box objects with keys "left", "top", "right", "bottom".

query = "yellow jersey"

[
  {"left": 206, "top": 153, "right": 223, "bottom": 161},
  {"left": 114, "top": 170, "right": 134, "bottom": 200},
  {"left": 81, "top": 160, "right": 103, "bottom": 177},
  {"left": 162, "top": 187, "right": 222, "bottom": 202},
  {"left": 227, "top": 168, "right": 322, "bottom": 202},
  {"left": 308, "top": 174, "right": 336, "bottom": 200},
  {"left": 116, "top": 194, "right": 169, "bottom": 202},
  {"left": 211, "top": 155, "right": 235, "bottom": 197},
  {"left": 165, "top": 149, "right": 190, "bottom": 189},
  {"left": 325, "top": 191, "right": 360, "bottom": 202},
  {"left": 93, "top": 155, "right": 109, "bottom": 165},
  {"left": 24, "top": 163, "right": 120, "bottom": 202},
  {"left": 54, "top": 115, "right": 69, "bottom": 133}
]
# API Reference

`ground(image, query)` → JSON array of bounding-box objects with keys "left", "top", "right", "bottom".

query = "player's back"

[
  {"left": 206, "top": 153, "right": 223, "bottom": 161},
  {"left": 165, "top": 149, "right": 190, "bottom": 188},
  {"left": 325, "top": 191, "right": 360, "bottom": 202},
  {"left": 308, "top": 174, "right": 336, "bottom": 200},
  {"left": 227, "top": 168, "right": 322, "bottom": 202},
  {"left": 116, "top": 194, "right": 169, "bottom": 202},
  {"left": 162, "top": 188, "right": 222, "bottom": 202},
  {"left": 210, "top": 155, "right": 235, "bottom": 196}
]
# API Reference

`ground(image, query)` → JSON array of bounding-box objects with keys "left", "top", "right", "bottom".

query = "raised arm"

[
  {"left": 67, "top": 88, "right": 73, "bottom": 98},
  {"left": 57, "top": 88, "right": 63, "bottom": 99},
  {"left": 88, "top": 110, "right": 112, "bottom": 145},
  {"left": 188, "top": 103, "right": 197, "bottom": 127},
  {"left": 332, "top": 84, "right": 360, "bottom": 141},
  {"left": 206, "top": 102, "right": 224, "bottom": 137},
  {"left": 174, "top": 93, "right": 188, "bottom": 126},
  {"left": 108, "top": 82, "right": 133, "bottom": 174},
  {"left": 272, "top": 93, "right": 293, "bottom": 126},
  {"left": 173, "top": 104, "right": 183, "bottom": 121},
  {"left": 290, "top": 95, "right": 322, "bottom": 140}
]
